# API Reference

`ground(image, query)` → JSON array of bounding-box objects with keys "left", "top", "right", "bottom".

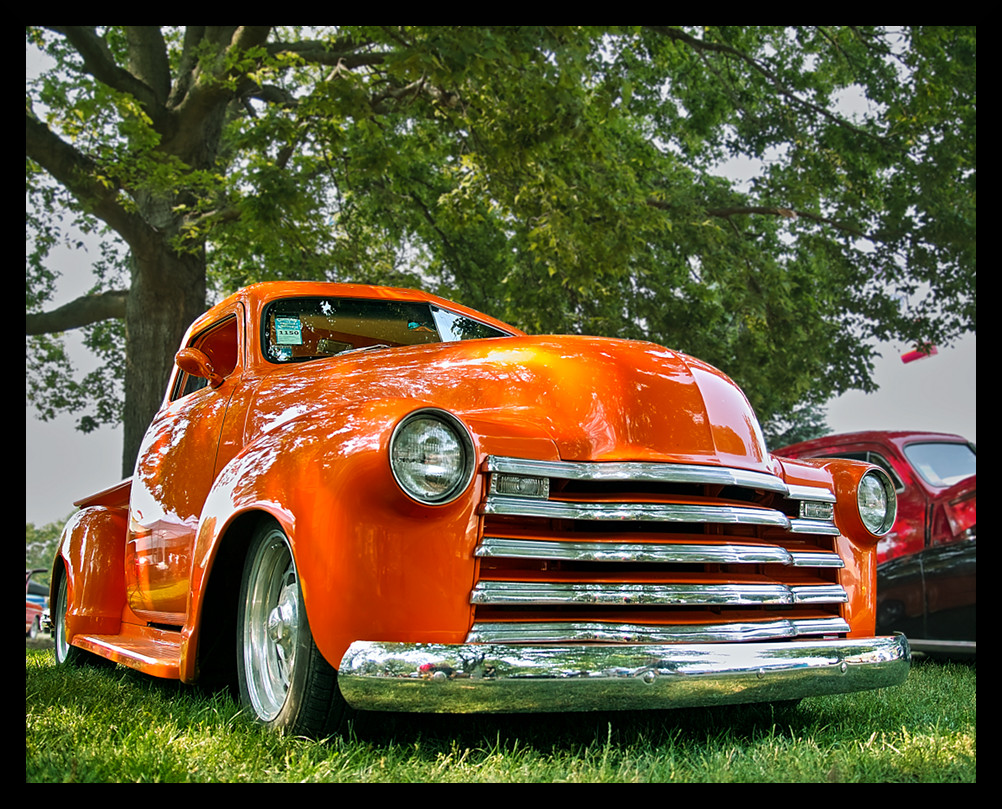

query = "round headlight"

[
  {"left": 389, "top": 410, "right": 475, "bottom": 505},
  {"left": 857, "top": 469, "right": 897, "bottom": 535}
]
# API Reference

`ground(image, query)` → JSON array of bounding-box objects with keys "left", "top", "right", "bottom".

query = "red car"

[
  {"left": 776, "top": 431, "right": 976, "bottom": 564},
  {"left": 778, "top": 432, "right": 976, "bottom": 656},
  {"left": 26, "top": 569, "right": 48, "bottom": 638}
]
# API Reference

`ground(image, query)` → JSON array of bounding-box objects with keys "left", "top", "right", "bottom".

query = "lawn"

[{"left": 26, "top": 647, "right": 975, "bottom": 783}]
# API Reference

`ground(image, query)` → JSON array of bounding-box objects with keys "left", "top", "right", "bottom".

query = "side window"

[
  {"left": 199, "top": 317, "right": 239, "bottom": 377},
  {"left": 862, "top": 453, "right": 904, "bottom": 492},
  {"left": 818, "top": 450, "right": 904, "bottom": 492},
  {"left": 431, "top": 306, "right": 511, "bottom": 341},
  {"left": 173, "top": 316, "right": 239, "bottom": 401},
  {"left": 179, "top": 370, "right": 209, "bottom": 398}
]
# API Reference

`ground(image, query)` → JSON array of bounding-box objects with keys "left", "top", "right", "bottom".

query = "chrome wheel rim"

[
  {"left": 243, "top": 530, "right": 299, "bottom": 721},
  {"left": 54, "top": 576, "right": 70, "bottom": 662}
]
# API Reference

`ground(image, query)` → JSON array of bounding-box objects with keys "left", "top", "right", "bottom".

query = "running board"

[{"left": 73, "top": 623, "right": 182, "bottom": 679}]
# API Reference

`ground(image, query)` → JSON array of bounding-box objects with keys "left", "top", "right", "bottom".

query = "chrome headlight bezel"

[
  {"left": 857, "top": 468, "right": 897, "bottom": 536},
  {"left": 389, "top": 409, "right": 476, "bottom": 506}
]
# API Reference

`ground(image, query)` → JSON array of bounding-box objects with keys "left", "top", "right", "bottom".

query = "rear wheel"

[
  {"left": 236, "top": 522, "right": 349, "bottom": 737},
  {"left": 53, "top": 573, "right": 108, "bottom": 667}
]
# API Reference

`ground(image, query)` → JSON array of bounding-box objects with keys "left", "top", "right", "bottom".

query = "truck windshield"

[
  {"left": 263, "top": 297, "right": 511, "bottom": 363},
  {"left": 903, "top": 442, "right": 977, "bottom": 487}
]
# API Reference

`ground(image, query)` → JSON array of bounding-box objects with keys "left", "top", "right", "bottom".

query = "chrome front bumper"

[{"left": 337, "top": 635, "right": 910, "bottom": 713}]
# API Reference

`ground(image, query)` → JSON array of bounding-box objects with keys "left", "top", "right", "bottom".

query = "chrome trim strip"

[
  {"left": 906, "top": 638, "right": 976, "bottom": 655},
  {"left": 470, "top": 581, "right": 848, "bottom": 606},
  {"left": 486, "top": 455, "right": 791, "bottom": 494},
  {"left": 481, "top": 496, "right": 792, "bottom": 527},
  {"left": 789, "top": 551, "right": 845, "bottom": 568},
  {"left": 788, "top": 518, "right": 842, "bottom": 536},
  {"left": 465, "top": 617, "right": 852, "bottom": 644},
  {"left": 337, "top": 635, "right": 911, "bottom": 713},
  {"left": 787, "top": 484, "right": 837, "bottom": 504},
  {"left": 475, "top": 536, "right": 844, "bottom": 568},
  {"left": 789, "top": 584, "right": 849, "bottom": 604},
  {"left": 789, "top": 617, "right": 854, "bottom": 636},
  {"left": 486, "top": 456, "right": 836, "bottom": 506},
  {"left": 476, "top": 537, "right": 795, "bottom": 565}
]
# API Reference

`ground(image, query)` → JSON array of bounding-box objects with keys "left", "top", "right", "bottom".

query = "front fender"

[
  {"left": 183, "top": 398, "right": 485, "bottom": 679},
  {"left": 776, "top": 456, "right": 885, "bottom": 637}
]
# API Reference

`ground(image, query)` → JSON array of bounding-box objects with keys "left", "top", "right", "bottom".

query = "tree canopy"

[{"left": 26, "top": 26, "right": 976, "bottom": 473}]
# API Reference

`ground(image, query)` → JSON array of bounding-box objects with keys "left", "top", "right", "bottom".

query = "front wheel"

[{"left": 236, "top": 522, "right": 349, "bottom": 737}]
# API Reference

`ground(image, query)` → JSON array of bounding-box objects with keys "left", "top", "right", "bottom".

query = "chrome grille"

[{"left": 470, "top": 456, "right": 848, "bottom": 644}]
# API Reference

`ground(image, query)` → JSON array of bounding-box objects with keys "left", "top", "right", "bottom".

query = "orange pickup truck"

[{"left": 52, "top": 282, "right": 909, "bottom": 736}]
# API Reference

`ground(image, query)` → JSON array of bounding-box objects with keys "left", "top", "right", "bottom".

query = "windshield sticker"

[{"left": 275, "top": 317, "right": 303, "bottom": 345}]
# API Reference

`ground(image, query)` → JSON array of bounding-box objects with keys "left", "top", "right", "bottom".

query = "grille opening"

[
  {"left": 472, "top": 604, "right": 843, "bottom": 618},
  {"left": 552, "top": 478, "right": 767, "bottom": 505},
  {"left": 474, "top": 458, "right": 847, "bottom": 644},
  {"left": 484, "top": 515, "right": 758, "bottom": 536}
]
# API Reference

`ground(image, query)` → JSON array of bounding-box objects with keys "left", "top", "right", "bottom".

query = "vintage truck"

[{"left": 52, "top": 282, "right": 910, "bottom": 736}]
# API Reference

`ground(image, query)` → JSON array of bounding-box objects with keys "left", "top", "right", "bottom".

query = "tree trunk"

[{"left": 122, "top": 235, "right": 207, "bottom": 477}]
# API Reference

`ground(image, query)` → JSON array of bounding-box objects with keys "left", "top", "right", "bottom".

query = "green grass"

[{"left": 26, "top": 648, "right": 975, "bottom": 782}]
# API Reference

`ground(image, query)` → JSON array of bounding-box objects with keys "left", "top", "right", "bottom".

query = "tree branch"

[
  {"left": 167, "top": 26, "right": 206, "bottom": 108},
  {"left": 648, "top": 198, "right": 870, "bottom": 240},
  {"left": 26, "top": 290, "right": 129, "bottom": 335},
  {"left": 229, "top": 26, "right": 273, "bottom": 53},
  {"left": 646, "top": 26, "right": 888, "bottom": 144},
  {"left": 266, "top": 35, "right": 385, "bottom": 69},
  {"left": 125, "top": 26, "right": 171, "bottom": 106},
  {"left": 370, "top": 76, "right": 460, "bottom": 113},
  {"left": 180, "top": 205, "right": 243, "bottom": 232},
  {"left": 166, "top": 26, "right": 273, "bottom": 161},
  {"left": 709, "top": 206, "right": 868, "bottom": 239},
  {"left": 48, "top": 26, "right": 168, "bottom": 130},
  {"left": 26, "top": 112, "right": 149, "bottom": 247}
]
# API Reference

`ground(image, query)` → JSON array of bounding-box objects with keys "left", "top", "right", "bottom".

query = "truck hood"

[{"left": 248, "top": 335, "right": 773, "bottom": 473}]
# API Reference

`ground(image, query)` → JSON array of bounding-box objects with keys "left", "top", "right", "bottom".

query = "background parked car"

[
  {"left": 777, "top": 431, "right": 976, "bottom": 655},
  {"left": 776, "top": 431, "right": 975, "bottom": 564},
  {"left": 26, "top": 569, "right": 48, "bottom": 639},
  {"left": 875, "top": 539, "right": 975, "bottom": 656}
]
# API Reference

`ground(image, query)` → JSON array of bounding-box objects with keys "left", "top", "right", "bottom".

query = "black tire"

[{"left": 236, "top": 522, "right": 349, "bottom": 737}]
